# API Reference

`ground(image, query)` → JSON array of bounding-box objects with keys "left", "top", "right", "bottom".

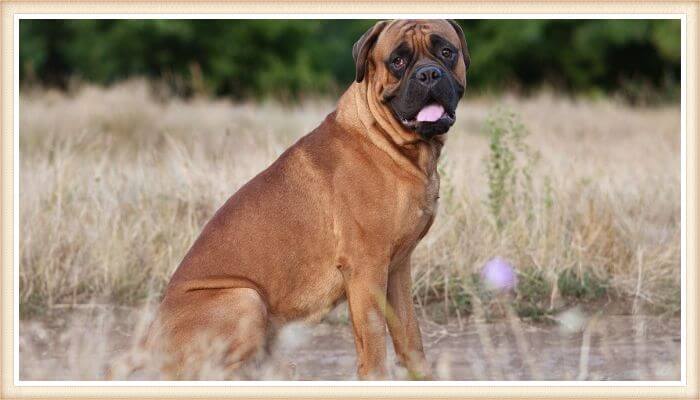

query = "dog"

[{"left": 147, "top": 19, "right": 469, "bottom": 380}]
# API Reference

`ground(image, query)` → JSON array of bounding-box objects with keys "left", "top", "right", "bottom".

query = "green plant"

[
  {"left": 482, "top": 108, "right": 539, "bottom": 229},
  {"left": 514, "top": 269, "right": 552, "bottom": 320},
  {"left": 557, "top": 268, "right": 609, "bottom": 301}
]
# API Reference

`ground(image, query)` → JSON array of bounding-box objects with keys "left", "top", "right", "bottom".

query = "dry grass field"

[{"left": 18, "top": 80, "right": 681, "bottom": 380}]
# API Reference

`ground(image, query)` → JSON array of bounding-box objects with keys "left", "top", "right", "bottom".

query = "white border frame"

[{"left": 12, "top": 12, "right": 688, "bottom": 388}]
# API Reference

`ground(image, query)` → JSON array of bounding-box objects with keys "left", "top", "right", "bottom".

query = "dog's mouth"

[{"left": 399, "top": 103, "right": 456, "bottom": 130}]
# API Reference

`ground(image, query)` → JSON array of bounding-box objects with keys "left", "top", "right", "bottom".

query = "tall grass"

[{"left": 19, "top": 80, "right": 681, "bottom": 320}]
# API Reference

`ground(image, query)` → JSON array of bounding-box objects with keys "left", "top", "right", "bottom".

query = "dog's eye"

[
  {"left": 391, "top": 57, "right": 406, "bottom": 69},
  {"left": 441, "top": 48, "right": 453, "bottom": 58}
]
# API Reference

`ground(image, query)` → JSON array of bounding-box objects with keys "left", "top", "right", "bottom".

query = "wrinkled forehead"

[{"left": 376, "top": 19, "right": 459, "bottom": 53}]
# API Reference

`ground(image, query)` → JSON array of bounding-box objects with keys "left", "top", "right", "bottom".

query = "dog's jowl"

[{"left": 147, "top": 19, "right": 469, "bottom": 380}]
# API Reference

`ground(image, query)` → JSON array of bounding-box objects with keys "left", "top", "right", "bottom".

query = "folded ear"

[
  {"left": 352, "top": 20, "right": 389, "bottom": 83},
  {"left": 448, "top": 19, "right": 471, "bottom": 70}
]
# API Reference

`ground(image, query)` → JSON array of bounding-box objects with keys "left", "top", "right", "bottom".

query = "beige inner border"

[{"left": 1, "top": 1, "right": 697, "bottom": 399}]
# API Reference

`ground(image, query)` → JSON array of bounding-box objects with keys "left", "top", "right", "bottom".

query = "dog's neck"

[{"left": 335, "top": 82, "right": 444, "bottom": 183}]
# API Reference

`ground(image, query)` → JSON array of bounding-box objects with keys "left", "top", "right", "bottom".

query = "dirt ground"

[
  {"left": 19, "top": 308, "right": 680, "bottom": 381},
  {"left": 280, "top": 316, "right": 680, "bottom": 381}
]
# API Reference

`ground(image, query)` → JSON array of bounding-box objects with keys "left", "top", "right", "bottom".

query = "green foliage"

[
  {"left": 20, "top": 19, "right": 371, "bottom": 99},
  {"left": 458, "top": 19, "right": 681, "bottom": 102},
  {"left": 515, "top": 269, "right": 551, "bottom": 320},
  {"left": 20, "top": 19, "right": 680, "bottom": 100},
  {"left": 557, "top": 269, "right": 608, "bottom": 301},
  {"left": 482, "top": 108, "right": 539, "bottom": 229}
]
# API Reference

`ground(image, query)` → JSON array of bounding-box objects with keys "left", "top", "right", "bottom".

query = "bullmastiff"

[{"left": 149, "top": 19, "right": 470, "bottom": 380}]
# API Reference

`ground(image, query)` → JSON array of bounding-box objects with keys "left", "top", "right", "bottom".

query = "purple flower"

[{"left": 481, "top": 257, "right": 518, "bottom": 291}]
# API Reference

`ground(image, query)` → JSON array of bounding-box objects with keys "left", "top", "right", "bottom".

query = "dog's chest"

[
  {"left": 421, "top": 171, "right": 441, "bottom": 216},
  {"left": 392, "top": 171, "right": 440, "bottom": 255}
]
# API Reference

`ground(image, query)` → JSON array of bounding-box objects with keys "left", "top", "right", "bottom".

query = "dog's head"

[{"left": 353, "top": 19, "right": 470, "bottom": 139}]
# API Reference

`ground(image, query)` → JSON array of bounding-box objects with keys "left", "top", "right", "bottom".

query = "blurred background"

[
  {"left": 19, "top": 19, "right": 682, "bottom": 381},
  {"left": 20, "top": 19, "right": 680, "bottom": 103}
]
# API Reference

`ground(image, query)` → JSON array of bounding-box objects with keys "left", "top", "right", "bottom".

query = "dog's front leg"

[
  {"left": 340, "top": 262, "right": 389, "bottom": 380},
  {"left": 387, "top": 257, "right": 431, "bottom": 379}
]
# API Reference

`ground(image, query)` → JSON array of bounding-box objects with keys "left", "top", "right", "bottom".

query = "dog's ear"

[
  {"left": 447, "top": 19, "right": 471, "bottom": 71},
  {"left": 352, "top": 20, "right": 389, "bottom": 83}
]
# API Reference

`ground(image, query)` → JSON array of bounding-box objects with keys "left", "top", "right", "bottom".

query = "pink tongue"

[{"left": 416, "top": 104, "right": 445, "bottom": 122}]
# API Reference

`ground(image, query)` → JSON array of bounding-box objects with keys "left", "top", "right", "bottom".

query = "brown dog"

[{"left": 148, "top": 19, "right": 469, "bottom": 380}]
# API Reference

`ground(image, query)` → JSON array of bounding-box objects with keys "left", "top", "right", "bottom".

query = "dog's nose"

[{"left": 415, "top": 65, "right": 443, "bottom": 87}]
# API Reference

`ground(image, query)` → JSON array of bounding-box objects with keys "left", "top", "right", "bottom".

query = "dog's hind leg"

[{"left": 149, "top": 286, "right": 269, "bottom": 378}]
